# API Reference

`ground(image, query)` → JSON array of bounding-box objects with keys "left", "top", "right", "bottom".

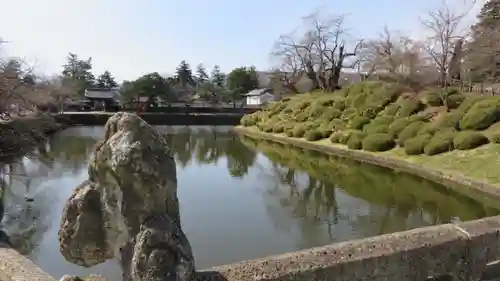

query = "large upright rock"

[{"left": 59, "top": 112, "right": 196, "bottom": 281}]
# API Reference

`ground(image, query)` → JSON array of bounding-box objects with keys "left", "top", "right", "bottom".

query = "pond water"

[{"left": 0, "top": 125, "right": 499, "bottom": 281}]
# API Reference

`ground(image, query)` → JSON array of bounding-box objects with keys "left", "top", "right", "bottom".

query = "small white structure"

[{"left": 243, "top": 88, "right": 276, "bottom": 106}]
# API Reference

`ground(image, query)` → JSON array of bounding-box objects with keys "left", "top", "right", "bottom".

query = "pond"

[{"left": 0, "top": 125, "right": 499, "bottom": 281}]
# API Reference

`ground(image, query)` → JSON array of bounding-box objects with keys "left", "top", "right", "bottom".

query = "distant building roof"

[
  {"left": 243, "top": 88, "right": 273, "bottom": 97},
  {"left": 84, "top": 88, "right": 120, "bottom": 100}
]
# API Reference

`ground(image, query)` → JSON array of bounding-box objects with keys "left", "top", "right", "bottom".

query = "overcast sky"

[{"left": 0, "top": 0, "right": 483, "bottom": 82}]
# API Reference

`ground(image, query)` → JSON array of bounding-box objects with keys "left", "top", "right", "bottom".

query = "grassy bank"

[
  {"left": 238, "top": 81, "right": 500, "bottom": 189},
  {"left": 0, "top": 115, "right": 62, "bottom": 157}
]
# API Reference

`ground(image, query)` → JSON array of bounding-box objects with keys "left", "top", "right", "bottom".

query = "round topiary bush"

[
  {"left": 292, "top": 124, "right": 307, "bottom": 138},
  {"left": 423, "top": 131, "right": 456, "bottom": 155},
  {"left": 396, "top": 99, "right": 424, "bottom": 117},
  {"left": 285, "top": 127, "right": 294, "bottom": 137},
  {"left": 453, "top": 131, "right": 489, "bottom": 150},
  {"left": 240, "top": 114, "right": 258, "bottom": 126},
  {"left": 381, "top": 103, "right": 400, "bottom": 116},
  {"left": 362, "top": 133, "right": 396, "bottom": 151},
  {"left": 347, "top": 135, "right": 363, "bottom": 150},
  {"left": 388, "top": 115, "right": 424, "bottom": 137},
  {"left": 447, "top": 94, "right": 465, "bottom": 109},
  {"left": 272, "top": 121, "right": 286, "bottom": 133},
  {"left": 459, "top": 99, "right": 500, "bottom": 130},
  {"left": 330, "top": 131, "right": 343, "bottom": 143},
  {"left": 304, "top": 130, "right": 324, "bottom": 141},
  {"left": 338, "top": 131, "right": 353, "bottom": 144},
  {"left": 341, "top": 107, "right": 357, "bottom": 120},
  {"left": 397, "top": 121, "right": 425, "bottom": 145},
  {"left": 363, "top": 116, "right": 393, "bottom": 134},
  {"left": 403, "top": 134, "right": 432, "bottom": 155},
  {"left": 322, "top": 108, "right": 342, "bottom": 121},
  {"left": 350, "top": 115, "right": 371, "bottom": 129}
]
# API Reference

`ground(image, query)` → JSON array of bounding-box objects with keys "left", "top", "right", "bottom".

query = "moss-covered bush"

[
  {"left": 347, "top": 135, "right": 363, "bottom": 150},
  {"left": 363, "top": 116, "right": 393, "bottom": 134},
  {"left": 330, "top": 131, "right": 343, "bottom": 143},
  {"left": 381, "top": 103, "right": 400, "bottom": 117},
  {"left": 341, "top": 107, "right": 357, "bottom": 120},
  {"left": 240, "top": 113, "right": 260, "bottom": 126},
  {"left": 338, "top": 131, "right": 353, "bottom": 144},
  {"left": 396, "top": 99, "right": 424, "bottom": 117},
  {"left": 447, "top": 94, "right": 465, "bottom": 109},
  {"left": 423, "top": 131, "right": 456, "bottom": 155},
  {"left": 272, "top": 121, "right": 286, "bottom": 133},
  {"left": 304, "top": 130, "right": 325, "bottom": 141},
  {"left": 388, "top": 115, "right": 424, "bottom": 137},
  {"left": 403, "top": 134, "right": 432, "bottom": 155},
  {"left": 322, "top": 108, "right": 342, "bottom": 121},
  {"left": 291, "top": 124, "right": 307, "bottom": 138},
  {"left": 397, "top": 121, "right": 425, "bottom": 145},
  {"left": 362, "top": 133, "right": 396, "bottom": 151},
  {"left": 453, "top": 131, "right": 489, "bottom": 150},
  {"left": 350, "top": 116, "right": 371, "bottom": 130},
  {"left": 459, "top": 99, "right": 500, "bottom": 130}
]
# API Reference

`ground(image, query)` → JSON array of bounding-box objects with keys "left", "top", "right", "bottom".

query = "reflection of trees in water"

[
  {"left": 45, "top": 135, "right": 98, "bottom": 173},
  {"left": 0, "top": 134, "right": 98, "bottom": 256},
  {"left": 241, "top": 136, "right": 500, "bottom": 247},
  {"left": 0, "top": 156, "right": 51, "bottom": 255},
  {"left": 164, "top": 127, "right": 257, "bottom": 178}
]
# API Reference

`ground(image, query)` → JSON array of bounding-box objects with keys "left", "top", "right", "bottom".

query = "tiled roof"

[{"left": 84, "top": 89, "right": 120, "bottom": 99}]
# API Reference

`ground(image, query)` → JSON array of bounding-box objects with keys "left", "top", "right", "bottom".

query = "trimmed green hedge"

[
  {"left": 459, "top": 99, "right": 500, "bottom": 130},
  {"left": 423, "top": 131, "right": 456, "bottom": 155},
  {"left": 453, "top": 131, "right": 489, "bottom": 150},
  {"left": 362, "top": 133, "right": 396, "bottom": 151},
  {"left": 304, "top": 130, "right": 324, "bottom": 141},
  {"left": 403, "top": 134, "right": 432, "bottom": 155},
  {"left": 398, "top": 121, "right": 425, "bottom": 145}
]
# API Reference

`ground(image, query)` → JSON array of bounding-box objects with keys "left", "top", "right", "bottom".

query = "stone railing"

[
  {"left": 2, "top": 113, "right": 500, "bottom": 281},
  {"left": 1, "top": 216, "right": 500, "bottom": 281}
]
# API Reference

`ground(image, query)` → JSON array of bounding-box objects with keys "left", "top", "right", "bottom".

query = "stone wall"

[
  {"left": 55, "top": 112, "right": 243, "bottom": 126},
  {"left": 1, "top": 216, "right": 500, "bottom": 281}
]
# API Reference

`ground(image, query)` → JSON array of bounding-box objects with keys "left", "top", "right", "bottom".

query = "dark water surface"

[{"left": 0, "top": 126, "right": 498, "bottom": 281}]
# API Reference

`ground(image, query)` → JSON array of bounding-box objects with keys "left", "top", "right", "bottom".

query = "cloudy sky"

[{"left": 0, "top": 0, "right": 483, "bottom": 82}]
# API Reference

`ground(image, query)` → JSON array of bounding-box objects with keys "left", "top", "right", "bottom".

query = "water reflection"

[
  {"left": 0, "top": 127, "right": 497, "bottom": 280},
  {"left": 162, "top": 126, "right": 257, "bottom": 177},
  {"left": 240, "top": 136, "right": 500, "bottom": 245}
]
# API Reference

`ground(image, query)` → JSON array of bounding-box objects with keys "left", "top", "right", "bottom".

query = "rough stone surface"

[
  {"left": 59, "top": 180, "right": 111, "bottom": 267},
  {"left": 58, "top": 112, "right": 195, "bottom": 281}
]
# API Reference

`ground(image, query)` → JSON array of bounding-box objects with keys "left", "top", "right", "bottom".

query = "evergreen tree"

[
  {"left": 96, "top": 70, "right": 118, "bottom": 89},
  {"left": 196, "top": 63, "right": 209, "bottom": 83},
  {"left": 175, "top": 60, "right": 195, "bottom": 87},
  {"left": 210, "top": 65, "right": 226, "bottom": 88},
  {"left": 61, "top": 53, "right": 95, "bottom": 94}
]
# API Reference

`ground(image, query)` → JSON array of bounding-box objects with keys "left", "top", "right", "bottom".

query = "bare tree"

[
  {"left": 271, "top": 11, "right": 363, "bottom": 92},
  {"left": 358, "top": 26, "right": 435, "bottom": 89},
  {"left": 420, "top": 0, "right": 474, "bottom": 87}
]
